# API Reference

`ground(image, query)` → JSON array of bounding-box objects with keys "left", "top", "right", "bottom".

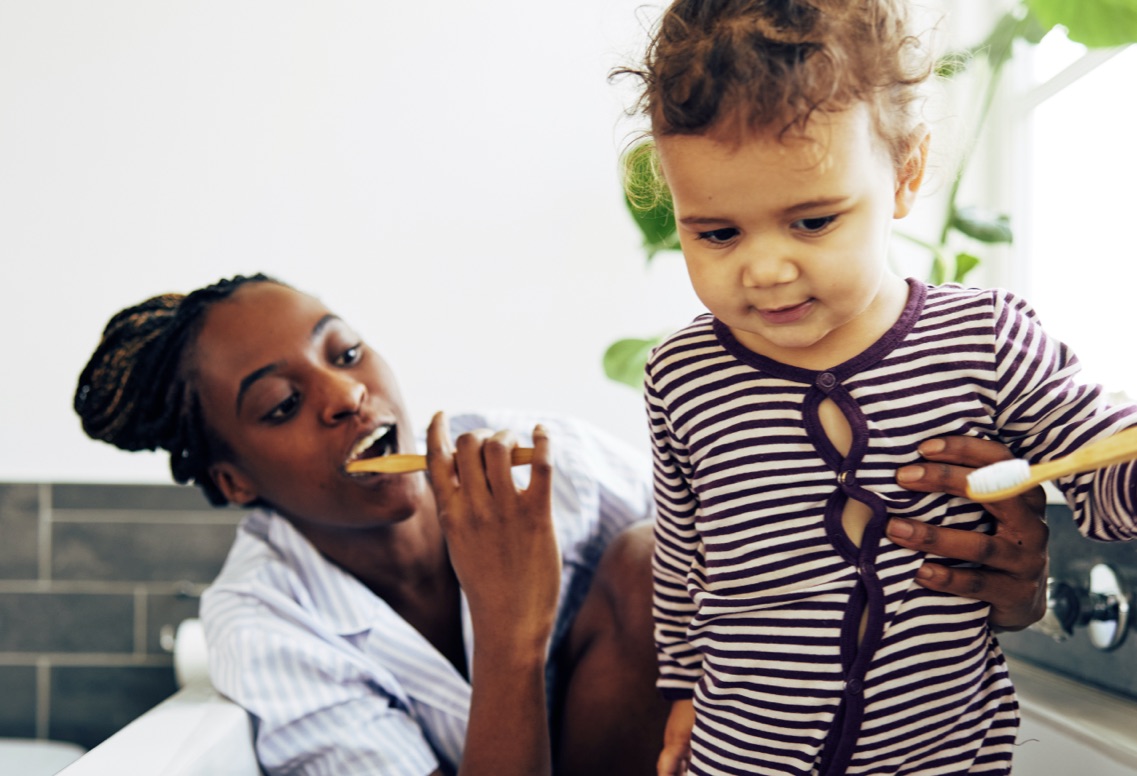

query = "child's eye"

[
  {"left": 334, "top": 343, "right": 364, "bottom": 367},
  {"left": 695, "top": 227, "right": 739, "bottom": 244},
  {"left": 793, "top": 215, "right": 837, "bottom": 233},
  {"left": 263, "top": 392, "right": 300, "bottom": 423}
]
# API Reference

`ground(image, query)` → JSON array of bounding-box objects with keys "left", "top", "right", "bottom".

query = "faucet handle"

[
  {"left": 1030, "top": 577, "right": 1081, "bottom": 642},
  {"left": 1028, "top": 564, "right": 1130, "bottom": 651},
  {"left": 1085, "top": 563, "right": 1130, "bottom": 651}
]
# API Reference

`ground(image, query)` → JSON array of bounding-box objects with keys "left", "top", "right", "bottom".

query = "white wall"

[{"left": 0, "top": 0, "right": 705, "bottom": 483}]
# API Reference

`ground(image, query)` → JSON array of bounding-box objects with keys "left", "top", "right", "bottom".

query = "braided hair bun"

[
  {"left": 75, "top": 293, "right": 186, "bottom": 452},
  {"left": 74, "top": 274, "right": 276, "bottom": 504}
]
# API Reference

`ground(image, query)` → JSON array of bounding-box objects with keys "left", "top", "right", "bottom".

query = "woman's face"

[{"left": 190, "top": 282, "right": 429, "bottom": 530}]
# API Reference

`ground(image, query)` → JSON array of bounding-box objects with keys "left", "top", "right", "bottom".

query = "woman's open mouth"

[{"left": 344, "top": 424, "right": 399, "bottom": 476}]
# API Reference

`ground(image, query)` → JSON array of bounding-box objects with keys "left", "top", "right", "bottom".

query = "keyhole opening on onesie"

[{"left": 818, "top": 397, "right": 871, "bottom": 644}]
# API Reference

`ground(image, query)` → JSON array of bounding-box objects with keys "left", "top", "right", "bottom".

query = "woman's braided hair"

[
  {"left": 619, "top": 0, "right": 934, "bottom": 166},
  {"left": 74, "top": 273, "right": 280, "bottom": 506}
]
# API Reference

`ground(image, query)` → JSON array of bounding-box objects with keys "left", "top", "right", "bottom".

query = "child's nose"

[
  {"left": 318, "top": 371, "right": 366, "bottom": 425},
  {"left": 739, "top": 238, "right": 798, "bottom": 288}
]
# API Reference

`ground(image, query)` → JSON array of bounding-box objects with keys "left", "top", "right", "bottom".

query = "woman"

[{"left": 74, "top": 274, "right": 1048, "bottom": 776}]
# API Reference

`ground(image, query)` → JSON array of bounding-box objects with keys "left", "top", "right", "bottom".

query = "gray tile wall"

[
  {"left": 1, "top": 482, "right": 1135, "bottom": 752},
  {"left": 0, "top": 482, "right": 240, "bottom": 751}
]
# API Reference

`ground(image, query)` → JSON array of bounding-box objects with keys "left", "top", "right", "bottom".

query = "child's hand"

[{"left": 657, "top": 699, "right": 695, "bottom": 776}]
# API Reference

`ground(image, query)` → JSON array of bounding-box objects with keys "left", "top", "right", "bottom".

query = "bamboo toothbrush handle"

[
  {"left": 1031, "top": 426, "right": 1137, "bottom": 481},
  {"left": 346, "top": 447, "right": 536, "bottom": 474}
]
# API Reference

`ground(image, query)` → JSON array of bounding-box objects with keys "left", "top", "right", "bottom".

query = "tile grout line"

[
  {"left": 0, "top": 579, "right": 206, "bottom": 595},
  {"left": 135, "top": 585, "right": 148, "bottom": 656},
  {"left": 0, "top": 653, "right": 174, "bottom": 667},
  {"left": 35, "top": 656, "right": 50, "bottom": 740},
  {"left": 38, "top": 483, "right": 52, "bottom": 583}
]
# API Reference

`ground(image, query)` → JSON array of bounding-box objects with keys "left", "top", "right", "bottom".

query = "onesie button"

[
  {"left": 816, "top": 372, "right": 837, "bottom": 390},
  {"left": 838, "top": 470, "right": 853, "bottom": 486},
  {"left": 846, "top": 678, "right": 863, "bottom": 695}
]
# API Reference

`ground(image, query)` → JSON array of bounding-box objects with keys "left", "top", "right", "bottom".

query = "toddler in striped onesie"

[{"left": 617, "top": 1, "right": 1137, "bottom": 774}]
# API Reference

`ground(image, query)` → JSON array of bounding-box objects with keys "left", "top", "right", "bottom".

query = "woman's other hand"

[{"left": 890, "top": 436, "right": 1049, "bottom": 631}]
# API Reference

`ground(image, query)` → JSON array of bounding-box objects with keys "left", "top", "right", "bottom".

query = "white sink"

[{"left": 1010, "top": 657, "right": 1137, "bottom": 775}]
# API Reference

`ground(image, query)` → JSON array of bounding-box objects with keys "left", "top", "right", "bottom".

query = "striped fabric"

[
  {"left": 646, "top": 280, "right": 1137, "bottom": 776},
  {"left": 201, "top": 410, "right": 653, "bottom": 776}
]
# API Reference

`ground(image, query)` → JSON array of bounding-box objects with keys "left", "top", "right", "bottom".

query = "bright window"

[{"left": 1013, "top": 36, "right": 1137, "bottom": 396}]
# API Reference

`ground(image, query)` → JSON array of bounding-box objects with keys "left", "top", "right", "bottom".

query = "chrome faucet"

[{"left": 1030, "top": 563, "right": 1131, "bottom": 651}]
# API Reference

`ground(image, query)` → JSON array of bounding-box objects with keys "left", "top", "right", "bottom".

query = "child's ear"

[
  {"left": 893, "top": 128, "right": 930, "bottom": 219},
  {"left": 208, "top": 462, "right": 260, "bottom": 506}
]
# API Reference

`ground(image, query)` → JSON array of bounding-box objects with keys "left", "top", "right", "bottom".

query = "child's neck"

[{"left": 732, "top": 274, "right": 911, "bottom": 372}]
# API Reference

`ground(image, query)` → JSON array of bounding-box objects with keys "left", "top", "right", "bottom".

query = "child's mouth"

[{"left": 758, "top": 299, "right": 814, "bottom": 324}]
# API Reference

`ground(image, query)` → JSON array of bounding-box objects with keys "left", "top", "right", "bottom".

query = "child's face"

[{"left": 656, "top": 106, "right": 925, "bottom": 369}]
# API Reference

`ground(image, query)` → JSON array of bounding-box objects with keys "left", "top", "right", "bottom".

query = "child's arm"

[
  {"left": 991, "top": 290, "right": 1137, "bottom": 541},
  {"left": 644, "top": 368, "right": 704, "bottom": 696},
  {"left": 657, "top": 699, "right": 695, "bottom": 776}
]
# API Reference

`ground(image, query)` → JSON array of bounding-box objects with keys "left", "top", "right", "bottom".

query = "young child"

[{"left": 620, "top": 1, "right": 1137, "bottom": 774}]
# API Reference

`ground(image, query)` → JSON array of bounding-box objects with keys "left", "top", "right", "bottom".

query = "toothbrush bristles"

[{"left": 966, "top": 458, "right": 1031, "bottom": 496}]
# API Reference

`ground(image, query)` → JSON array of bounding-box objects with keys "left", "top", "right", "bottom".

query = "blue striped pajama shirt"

[
  {"left": 200, "top": 410, "right": 654, "bottom": 776},
  {"left": 646, "top": 281, "right": 1137, "bottom": 775}
]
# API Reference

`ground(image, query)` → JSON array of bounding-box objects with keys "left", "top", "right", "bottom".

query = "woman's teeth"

[{"left": 348, "top": 424, "right": 395, "bottom": 463}]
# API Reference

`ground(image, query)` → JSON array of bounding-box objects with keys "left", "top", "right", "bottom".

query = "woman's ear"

[
  {"left": 893, "top": 128, "right": 930, "bottom": 219},
  {"left": 208, "top": 462, "right": 260, "bottom": 506}
]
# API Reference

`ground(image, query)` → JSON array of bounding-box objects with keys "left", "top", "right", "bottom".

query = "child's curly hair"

[{"left": 618, "top": 0, "right": 935, "bottom": 168}]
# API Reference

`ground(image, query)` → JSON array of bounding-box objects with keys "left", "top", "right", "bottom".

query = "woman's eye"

[
  {"left": 695, "top": 228, "right": 739, "bottom": 244},
  {"left": 263, "top": 393, "right": 300, "bottom": 423},
  {"left": 793, "top": 215, "right": 837, "bottom": 233},
  {"left": 335, "top": 343, "right": 363, "bottom": 367}
]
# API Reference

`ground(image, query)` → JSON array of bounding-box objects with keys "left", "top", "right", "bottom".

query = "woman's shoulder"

[{"left": 201, "top": 509, "right": 349, "bottom": 638}]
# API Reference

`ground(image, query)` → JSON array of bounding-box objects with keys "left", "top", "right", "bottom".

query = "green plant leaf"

[
  {"left": 1025, "top": 0, "right": 1137, "bottom": 47},
  {"left": 622, "top": 141, "right": 679, "bottom": 262},
  {"left": 603, "top": 336, "right": 662, "bottom": 389},
  {"left": 935, "top": 50, "right": 971, "bottom": 78},
  {"left": 1018, "top": 10, "right": 1052, "bottom": 45},
  {"left": 979, "top": 10, "right": 1028, "bottom": 69},
  {"left": 624, "top": 191, "right": 678, "bottom": 260},
  {"left": 929, "top": 255, "right": 946, "bottom": 285},
  {"left": 953, "top": 252, "right": 982, "bottom": 283},
  {"left": 951, "top": 206, "right": 1013, "bottom": 244}
]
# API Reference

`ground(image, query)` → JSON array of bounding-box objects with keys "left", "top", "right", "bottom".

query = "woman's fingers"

[
  {"left": 887, "top": 516, "right": 1023, "bottom": 570},
  {"left": 886, "top": 510, "right": 1048, "bottom": 630},
  {"left": 454, "top": 428, "right": 498, "bottom": 514},
  {"left": 426, "top": 412, "right": 458, "bottom": 502},
  {"left": 891, "top": 434, "right": 1050, "bottom": 630},
  {"left": 911, "top": 435, "right": 1015, "bottom": 468},
  {"left": 525, "top": 424, "right": 553, "bottom": 505},
  {"left": 894, "top": 435, "right": 1047, "bottom": 563}
]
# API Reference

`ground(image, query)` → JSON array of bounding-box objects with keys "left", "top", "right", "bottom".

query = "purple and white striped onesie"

[{"left": 646, "top": 280, "right": 1137, "bottom": 775}]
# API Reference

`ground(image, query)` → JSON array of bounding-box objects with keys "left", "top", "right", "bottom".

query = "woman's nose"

[
  {"left": 318, "top": 371, "right": 366, "bottom": 425},
  {"left": 740, "top": 237, "right": 798, "bottom": 288}
]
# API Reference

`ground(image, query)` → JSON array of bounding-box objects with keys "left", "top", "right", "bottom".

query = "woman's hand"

[
  {"left": 889, "top": 436, "right": 1049, "bottom": 631},
  {"left": 426, "top": 411, "right": 560, "bottom": 651},
  {"left": 427, "top": 412, "right": 561, "bottom": 776}
]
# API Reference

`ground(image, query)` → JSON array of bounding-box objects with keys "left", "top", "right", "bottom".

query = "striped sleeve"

[
  {"left": 645, "top": 348, "right": 704, "bottom": 698},
  {"left": 207, "top": 603, "right": 439, "bottom": 776},
  {"left": 992, "top": 290, "right": 1137, "bottom": 540}
]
